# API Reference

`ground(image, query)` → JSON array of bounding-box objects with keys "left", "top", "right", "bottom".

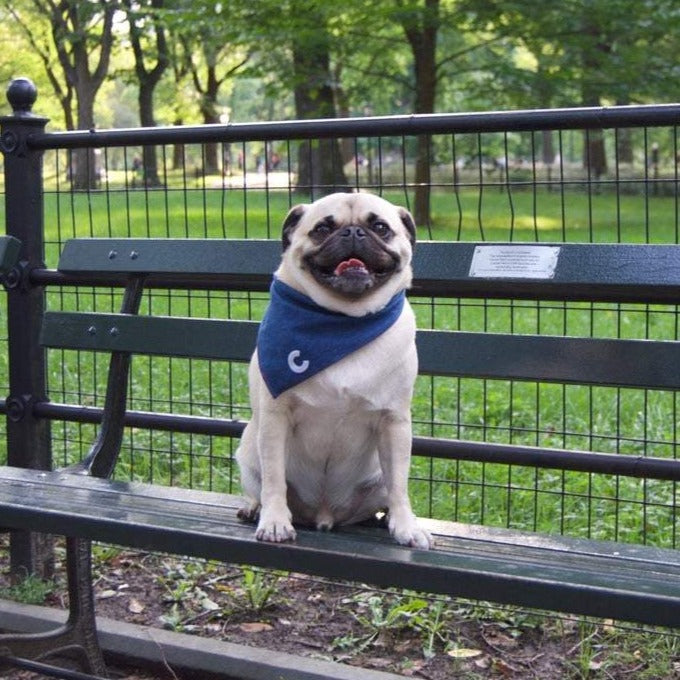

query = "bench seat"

[{"left": 2, "top": 465, "right": 679, "bottom": 628}]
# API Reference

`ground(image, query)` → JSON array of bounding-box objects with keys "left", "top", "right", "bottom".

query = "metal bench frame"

[{"left": 1, "top": 236, "right": 680, "bottom": 678}]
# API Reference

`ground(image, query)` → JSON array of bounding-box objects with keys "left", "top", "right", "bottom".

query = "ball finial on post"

[{"left": 6, "top": 78, "right": 38, "bottom": 116}]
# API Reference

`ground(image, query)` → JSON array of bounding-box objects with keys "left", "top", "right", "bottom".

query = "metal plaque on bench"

[{"left": 469, "top": 245, "right": 560, "bottom": 279}]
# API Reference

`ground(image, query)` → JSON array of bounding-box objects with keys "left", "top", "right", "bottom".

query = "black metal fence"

[{"left": 3, "top": 78, "right": 680, "bottom": 549}]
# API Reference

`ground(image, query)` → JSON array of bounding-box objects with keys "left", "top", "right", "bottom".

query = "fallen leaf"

[
  {"left": 474, "top": 656, "right": 492, "bottom": 670},
  {"left": 602, "top": 618, "right": 616, "bottom": 632},
  {"left": 98, "top": 589, "right": 117, "bottom": 600},
  {"left": 447, "top": 648, "right": 483, "bottom": 659},
  {"left": 493, "top": 659, "right": 515, "bottom": 677},
  {"left": 128, "top": 598, "right": 145, "bottom": 614},
  {"left": 238, "top": 622, "right": 273, "bottom": 633},
  {"left": 484, "top": 628, "right": 518, "bottom": 649},
  {"left": 201, "top": 597, "right": 220, "bottom": 611}
]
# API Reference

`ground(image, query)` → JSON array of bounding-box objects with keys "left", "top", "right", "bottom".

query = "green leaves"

[{"left": 334, "top": 591, "right": 453, "bottom": 659}]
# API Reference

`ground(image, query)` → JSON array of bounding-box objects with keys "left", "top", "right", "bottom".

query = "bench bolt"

[
  {"left": 3, "top": 266, "right": 22, "bottom": 290},
  {"left": 6, "top": 396, "right": 26, "bottom": 422},
  {"left": 0, "top": 130, "right": 18, "bottom": 154}
]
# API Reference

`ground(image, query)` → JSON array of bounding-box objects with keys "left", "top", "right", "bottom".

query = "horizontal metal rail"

[
  {"left": 1, "top": 399, "right": 676, "bottom": 482},
  {"left": 27, "top": 104, "right": 680, "bottom": 150},
  {"left": 27, "top": 267, "right": 680, "bottom": 304}
]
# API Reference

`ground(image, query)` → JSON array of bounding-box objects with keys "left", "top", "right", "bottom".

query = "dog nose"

[{"left": 341, "top": 225, "right": 366, "bottom": 240}]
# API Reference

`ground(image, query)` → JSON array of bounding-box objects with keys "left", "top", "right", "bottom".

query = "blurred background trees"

[{"left": 1, "top": 0, "right": 679, "bottom": 210}]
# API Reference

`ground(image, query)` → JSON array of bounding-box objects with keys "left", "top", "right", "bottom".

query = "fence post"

[{"left": 1, "top": 78, "right": 53, "bottom": 579}]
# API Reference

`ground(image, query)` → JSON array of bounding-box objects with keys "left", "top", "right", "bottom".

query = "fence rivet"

[
  {"left": 87, "top": 326, "right": 96, "bottom": 335},
  {"left": 109, "top": 327, "right": 119, "bottom": 337},
  {"left": 130, "top": 250, "right": 138, "bottom": 260},
  {"left": 0, "top": 130, "right": 18, "bottom": 153},
  {"left": 3, "top": 266, "right": 21, "bottom": 290},
  {"left": 6, "top": 396, "right": 26, "bottom": 423},
  {"left": 108, "top": 250, "right": 117, "bottom": 260}
]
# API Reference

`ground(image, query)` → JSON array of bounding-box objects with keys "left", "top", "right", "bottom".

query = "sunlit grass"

[{"left": 26, "top": 184, "right": 680, "bottom": 253}]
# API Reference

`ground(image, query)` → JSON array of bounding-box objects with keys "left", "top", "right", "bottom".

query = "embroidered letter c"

[{"left": 287, "top": 350, "right": 310, "bottom": 374}]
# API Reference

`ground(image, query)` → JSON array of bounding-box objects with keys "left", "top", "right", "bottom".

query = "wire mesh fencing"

[{"left": 3, "top": 107, "right": 680, "bottom": 547}]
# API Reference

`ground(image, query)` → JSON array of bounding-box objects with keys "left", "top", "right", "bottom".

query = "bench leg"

[{"left": 0, "top": 536, "right": 109, "bottom": 677}]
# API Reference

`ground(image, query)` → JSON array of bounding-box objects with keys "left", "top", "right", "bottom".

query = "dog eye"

[
  {"left": 312, "top": 221, "right": 333, "bottom": 237},
  {"left": 371, "top": 220, "right": 392, "bottom": 239}
]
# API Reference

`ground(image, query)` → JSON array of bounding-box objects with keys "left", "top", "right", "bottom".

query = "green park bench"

[{"left": 0, "top": 235, "right": 679, "bottom": 678}]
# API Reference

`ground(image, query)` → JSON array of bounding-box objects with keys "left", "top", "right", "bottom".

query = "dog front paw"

[
  {"left": 395, "top": 524, "right": 433, "bottom": 550},
  {"left": 255, "top": 508, "right": 297, "bottom": 543},
  {"left": 388, "top": 510, "right": 433, "bottom": 550},
  {"left": 237, "top": 500, "right": 260, "bottom": 523}
]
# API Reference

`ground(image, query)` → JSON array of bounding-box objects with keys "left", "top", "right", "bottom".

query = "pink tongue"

[{"left": 334, "top": 258, "right": 367, "bottom": 276}]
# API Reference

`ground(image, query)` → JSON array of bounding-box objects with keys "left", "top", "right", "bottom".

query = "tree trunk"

[
  {"left": 127, "top": 0, "right": 168, "bottom": 187},
  {"left": 49, "top": 0, "right": 115, "bottom": 191},
  {"left": 581, "top": 15, "right": 610, "bottom": 180},
  {"left": 584, "top": 128, "right": 607, "bottom": 180},
  {"left": 542, "top": 129, "right": 555, "bottom": 190},
  {"left": 199, "top": 65, "right": 221, "bottom": 175},
  {"left": 333, "top": 63, "right": 355, "bottom": 165},
  {"left": 615, "top": 98, "right": 633, "bottom": 164},
  {"left": 139, "top": 84, "right": 163, "bottom": 186},
  {"left": 292, "top": 10, "right": 349, "bottom": 198},
  {"left": 72, "top": 90, "right": 99, "bottom": 191},
  {"left": 401, "top": 0, "right": 440, "bottom": 228},
  {"left": 173, "top": 118, "right": 185, "bottom": 170}
]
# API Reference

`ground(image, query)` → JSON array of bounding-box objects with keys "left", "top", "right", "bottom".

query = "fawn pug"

[{"left": 236, "top": 192, "right": 432, "bottom": 550}]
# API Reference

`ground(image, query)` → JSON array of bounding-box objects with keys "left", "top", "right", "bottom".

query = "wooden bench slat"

[
  {"left": 40, "top": 311, "right": 258, "bottom": 362},
  {"left": 58, "top": 238, "right": 680, "bottom": 303},
  {"left": 415, "top": 241, "right": 680, "bottom": 285},
  {"left": 41, "top": 311, "right": 680, "bottom": 391},
  {"left": 412, "top": 242, "right": 680, "bottom": 301},
  {"left": 58, "top": 238, "right": 282, "bottom": 277},
  {"left": 0, "top": 465, "right": 678, "bottom": 628},
  {"left": 418, "top": 331, "right": 680, "bottom": 389}
]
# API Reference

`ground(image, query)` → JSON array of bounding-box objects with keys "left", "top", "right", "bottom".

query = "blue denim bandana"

[{"left": 257, "top": 278, "right": 405, "bottom": 398}]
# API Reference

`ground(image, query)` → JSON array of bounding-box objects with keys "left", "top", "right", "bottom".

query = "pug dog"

[{"left": 236, "top": 192, "right": 432, "bottom": 550}]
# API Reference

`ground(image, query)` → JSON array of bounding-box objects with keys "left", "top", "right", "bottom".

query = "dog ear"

[
  {"left": 282, "top": 205, "right": 306, "bottom": 251},
  {"left": 398, "top": 208, "right": 416, "bottom": 247}
]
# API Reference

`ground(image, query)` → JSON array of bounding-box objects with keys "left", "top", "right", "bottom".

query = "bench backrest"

[
  {"left": 45, "top": 238, "right": 680, "bottom": 388},
  {"left": 40, "top": 238, "right": 680, "bottom": 481}
]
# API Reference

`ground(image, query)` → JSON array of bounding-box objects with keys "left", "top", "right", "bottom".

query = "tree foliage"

[{"left": 2, "top": 0, "right": 679, "bottom": 195}]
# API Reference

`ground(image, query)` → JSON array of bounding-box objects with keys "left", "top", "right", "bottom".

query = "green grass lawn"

[
  {"left": 3, "top": 184, "right": 680, "bottom": 547},
  {"left": 33, "top": 182, "right": 680, "bottom": 253}
]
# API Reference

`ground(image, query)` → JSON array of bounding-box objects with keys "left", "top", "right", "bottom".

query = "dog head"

[{"left": 276, "top": 192, "right": 416, "bottom": 316}]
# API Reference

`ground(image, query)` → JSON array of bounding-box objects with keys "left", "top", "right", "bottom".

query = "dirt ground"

[{"left": 1, "top": 537, "right": 678, "bottom": 679}]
